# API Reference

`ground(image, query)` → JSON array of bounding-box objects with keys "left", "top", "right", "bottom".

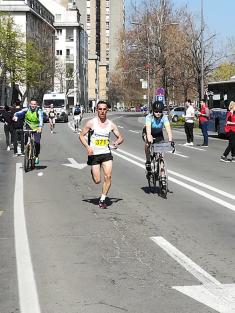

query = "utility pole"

[{"left": 200, "top": 0, "right": 204, "bottom": 100}]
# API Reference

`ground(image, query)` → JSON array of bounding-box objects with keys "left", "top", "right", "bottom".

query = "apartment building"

[
  {"left": 74, "top": 0, "right": 125, "bottom": 106},
  {"left": 39, "top": 0, "right": 88, "bottom": 108},
  {"left": 0, "top": 0, "right": 55, "bottom": 104}
]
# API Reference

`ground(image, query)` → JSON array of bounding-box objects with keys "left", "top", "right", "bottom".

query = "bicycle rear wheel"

[
  {"left": 158, "top": 159, "right": 168, "bottom": 198},
  {"left": 148, "top": 156, "right": 157, "bottom": 193},
  {"left": 24, "top": 144, "right": 30, "bottom": 172}
]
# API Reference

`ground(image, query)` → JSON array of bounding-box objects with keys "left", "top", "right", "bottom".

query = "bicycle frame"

[{"left": 147, "top": 141, "right": 174, "bottom": 198}]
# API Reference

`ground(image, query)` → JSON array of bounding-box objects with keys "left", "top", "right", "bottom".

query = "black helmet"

[{"left": 152, "top": 100, "right": 164, "bottom": 112}]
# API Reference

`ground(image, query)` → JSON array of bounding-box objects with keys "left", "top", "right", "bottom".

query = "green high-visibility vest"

[{"left": 25, "top": 109, "right": 39, "bottom": 130}]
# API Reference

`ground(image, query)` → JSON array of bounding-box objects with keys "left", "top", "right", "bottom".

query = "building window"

[
  {"left": 56, "top": 50, "right": 62, "bottom": 55},
  {"left": 106, "top": 22, "right": 109, "bottom": 29},
  {"left": 86, "top": 1, "right": 90, "bottom": 8},
  {"left": 87, "top": 14, "right": 90, "bottom": 22},
  {"left": 56, "top": 29, "right": 62, "bottom": 36},
  {"left": 55, "top": 14, "right": 61, "bottom": 21}
]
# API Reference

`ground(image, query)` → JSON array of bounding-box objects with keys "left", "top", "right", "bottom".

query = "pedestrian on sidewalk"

[
  {"left": 198, "top": 99, "right": 210, "bottom": 147},
  {"left": 184, "top": 99, "right": 195, "bottom": 146},
  {"left": 11, "top": 100, "right": 24, "bottom": 156},
  {"left": 220, "top": 101, "right": 235, "bottom": 162},
  {"left": 0, "top": 105, "right": 14, "bottom": 151}
]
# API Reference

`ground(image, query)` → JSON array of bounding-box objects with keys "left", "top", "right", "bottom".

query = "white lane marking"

[
  {"left": 178, "top": 143, "right": 206, "bottom": 151},
  {"left": 169, "top": 152, "right": 188, "bottom": 158},
  {"left": 0, "top": 210, "right": 3, "bottom": 217},
  {"left": 168, "top": 170, "right": 235, "bottom": 201},
  {"left": 112, "top": 150, "right": 235, "bottom": 212},
  {"left": 118, "top": 125, "right": 124, "bottom": 128},
  {"left": 151, "top": 236, "right": 220, "bottom": 286},
  {"left": 129, "top": 130, "right": 140, "bottom": 134},
  {"left": 37, "top": 172, "right": 43, "bottom": 177},
  {"left": 151, "top": 236, "right": 235, "bottom": 312},
  {"left": 14, "top": 163, "right": 41, "bottom": 313},
  {"left": 117, "top": 147, "right": 188, "bottom": 161},
  {"left": 116, "top": 148, "right": 234, "bottom": 200},
  {"left": 62, "top": 158, "right": 87, "bottom": 169}
]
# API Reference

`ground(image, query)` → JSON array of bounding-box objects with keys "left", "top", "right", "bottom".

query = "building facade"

[
  {"left": 0, "top": 0, "right": 55, "bottom": 104},
  {"left": 76, "top": 0, "right": 124, "bottom": 106},
  {"left": 39, "top": 0, "right": 88, "bottom": 108}
]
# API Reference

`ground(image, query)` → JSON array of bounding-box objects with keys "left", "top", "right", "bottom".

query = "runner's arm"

[
  {"left": 79, "top": 120, "right": 94, "bottom": 154},
  {"left": 14, "top": 108, "right": 27, "bottom": 118},
  {"left": 111, "top": 123, "right": 124, "bottom": 147}
]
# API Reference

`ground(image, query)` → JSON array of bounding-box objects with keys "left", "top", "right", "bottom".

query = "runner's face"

[
  {"left": 30, "top": 101, "right": 37, "bottom": 110},
  {"left": 97, "top": 104, "right": 108, "bottom": 118}
]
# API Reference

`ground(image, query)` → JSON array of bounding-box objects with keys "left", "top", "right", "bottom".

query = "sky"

[{"left": 125, "top": 0, "right": 235, "bottom": 43}]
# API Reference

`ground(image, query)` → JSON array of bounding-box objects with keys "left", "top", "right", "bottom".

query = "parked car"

[{"left": 170, "top": 106, "right": 185, "bottom": 122}]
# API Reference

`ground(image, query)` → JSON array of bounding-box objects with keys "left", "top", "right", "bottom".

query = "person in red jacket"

[
  {"left": 198, "top": 100, "right": 210, "bottom": 147},
  {"left": 220, "top": 101, "right": 235, "bottom": 162}
]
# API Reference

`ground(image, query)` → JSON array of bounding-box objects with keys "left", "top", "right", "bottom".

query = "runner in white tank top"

[
  {"left": 79, "top": 101, "right": 124, "bottom": 209},
  {"left": 89, "top": 117, "right": 112, "bottom": 155}
]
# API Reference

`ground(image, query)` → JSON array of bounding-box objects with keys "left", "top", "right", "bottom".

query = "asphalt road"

[{"left": 0, "top": 112, "right": 235, "bottom": 313}]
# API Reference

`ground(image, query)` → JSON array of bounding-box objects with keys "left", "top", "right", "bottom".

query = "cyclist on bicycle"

[
  {"left": 13, "top": 98, "right": 43, "bottom": 164},
  {"left": 48, "top": 103, "right": 56, "bottom": 134},
  {"left": 143, "top": 100, "right": 173, "bottom": 173},
  {"left": 73, "top": 103, "right": 82, "bottom": 132}
]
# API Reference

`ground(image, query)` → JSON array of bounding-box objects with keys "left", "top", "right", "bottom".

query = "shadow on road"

[
  {"left": 35, "top": 165, "right": 48, "bottom": 170},
  {"left": 82, "top": 197, "right": 123, "bottom": 207}
]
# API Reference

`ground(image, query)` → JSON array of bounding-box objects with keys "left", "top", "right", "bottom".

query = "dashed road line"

[
  {"left": 0, "top": 210, "right": 3, "bottom": 217},
  {"left": 129, "top": 130, "right": 140, "bottom": 134}
]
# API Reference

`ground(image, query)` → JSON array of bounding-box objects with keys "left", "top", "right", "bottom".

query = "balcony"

[
  {"left": 66, "top": 37, "right": 74, "bottom": 42},
  {"left": 66, "top": 55, "right": 74, "bottom": 62}
]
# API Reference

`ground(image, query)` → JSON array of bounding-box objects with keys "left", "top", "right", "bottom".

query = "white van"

[{"left": 42, "top": 93, "right": 68, "bottom": 123}]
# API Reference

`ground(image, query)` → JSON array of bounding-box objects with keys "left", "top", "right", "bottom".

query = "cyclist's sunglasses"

[{"left": 153, "top": 109, "right": 162, "bottom": 113}]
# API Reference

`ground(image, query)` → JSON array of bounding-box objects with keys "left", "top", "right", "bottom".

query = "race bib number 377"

[{"left": 93, "top": 138, "right": 109, "bottom": 146}]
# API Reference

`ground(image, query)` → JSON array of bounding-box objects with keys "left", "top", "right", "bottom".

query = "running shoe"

[
  {"left": 220, "top": 156, "right": 230, "bottom": 162},
  {"left": 35, "top": 157, "right": 39, "bottom": 165},
  {"left": 99, "top": 199, "right": 107, "bottom": 209}
]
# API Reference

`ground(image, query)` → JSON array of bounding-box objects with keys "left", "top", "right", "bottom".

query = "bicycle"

[
  {"left": 147, "top": 141, "right": 175, "bottom": 198},
  {"left": 23, "top": 129, "right": 37, "bottom": 172}
]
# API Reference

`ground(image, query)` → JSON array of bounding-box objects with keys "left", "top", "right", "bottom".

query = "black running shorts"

[{"left": 87, "top": 153, "right": 113, "bottom": 166}]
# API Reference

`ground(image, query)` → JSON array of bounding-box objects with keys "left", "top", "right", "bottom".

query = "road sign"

[
  {"left": 155, "top": 95, "right": 165, "bottom": 104},
  {"left": 141, "top": 80, "right": 148, "bottom": 89},
  {"left": 156, "top": 87, "right": 165, "bottom": 96}
]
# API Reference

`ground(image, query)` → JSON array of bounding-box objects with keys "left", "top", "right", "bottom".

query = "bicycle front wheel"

[
  {"left": 24, "top": 144, "right": 30, "bottom": 172},
  {"left": 30, "top": 139, "right": 36, "bottom": 170},
  {"left": 148, "top": 156, "right": 157, "bottom": 193},
  {"left": 158, "top": 159, "right": 168, "bottom": 198}
]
